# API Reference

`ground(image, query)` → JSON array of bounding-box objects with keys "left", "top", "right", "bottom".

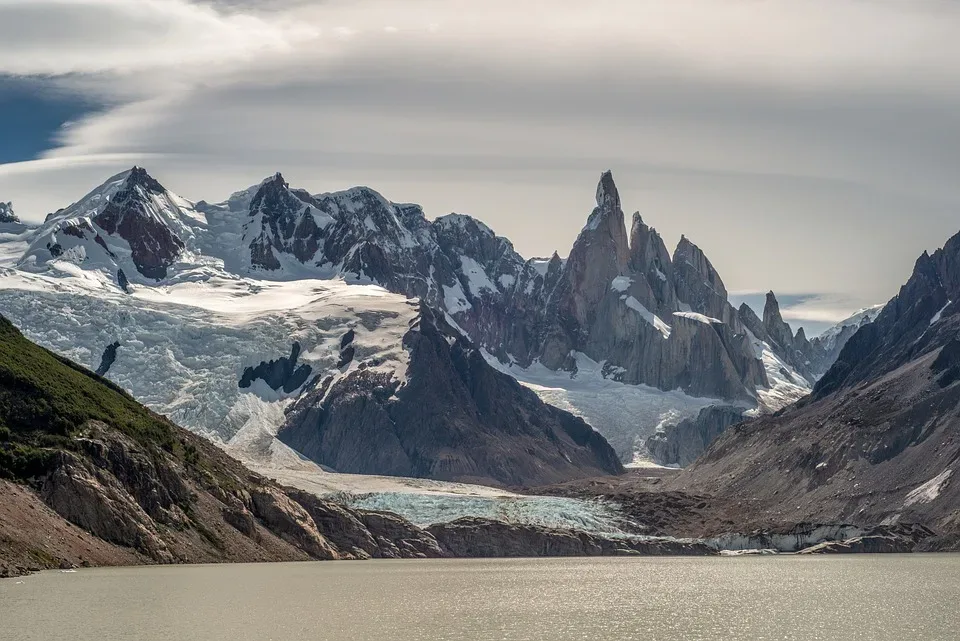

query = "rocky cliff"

[
  {"left": 669, "top": 229, "right": 960, "bottom": 550},
  {"left": 278, "top": 306, "right": 625, "bottom": 487},
  {"left": 645, "top": 405, "right": 747, "bottom": 467}
]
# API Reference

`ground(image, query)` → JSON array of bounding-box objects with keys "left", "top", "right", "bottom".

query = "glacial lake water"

[{"left": 2, "top": 555, "right": 958, "bottom": 641}]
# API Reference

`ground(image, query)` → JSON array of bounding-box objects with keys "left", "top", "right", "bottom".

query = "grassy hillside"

[{"left": 0, "top": 315, "right": 193, "bottom": 480}]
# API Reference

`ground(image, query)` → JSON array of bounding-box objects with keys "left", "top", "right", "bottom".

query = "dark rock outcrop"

[
  {"left": 117, "top": 269, "right": 130, "bottom": 293},
  {"left": 646, "top": 405, "right": 746, "bottom": 467},
  {"left": 95, "top": 341, "right": 121, "bottom": 376},
  {"left": 278, "top": 305, "right": 625, "bottom": 487},
  {"left": 239, "top": 343, "right": 312, "bottom": 394}
]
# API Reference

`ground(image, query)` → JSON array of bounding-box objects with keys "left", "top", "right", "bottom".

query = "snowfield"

[
  {"left": 0, "top": 266, "right": 414, "bottom": 442},
  {"left": 484, "top": 350, "right": 721, "bottom": 464}
]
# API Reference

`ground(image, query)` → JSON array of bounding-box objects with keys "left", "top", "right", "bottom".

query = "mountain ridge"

[
  {"left": 667, "top": 227, "right": 960, "bottom": 550},
  {"left": 2, "top": 166, "right": 870, "bottom": 469}
]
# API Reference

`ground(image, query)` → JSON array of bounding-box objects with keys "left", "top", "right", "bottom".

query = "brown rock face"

[
  {"left": 249, "top": 488, "right": 340, "bottom": 560},
  {"left": 41, "top": 452, "right": 175, "bottom": 563},
  {"left": 92, "top": 167, "right": 185, "bottom": 280}
]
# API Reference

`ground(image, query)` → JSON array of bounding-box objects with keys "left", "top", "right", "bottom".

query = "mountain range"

[
  {"left": 1, "top": 164, "right": 957, "bottom": 563},
  {"left": 1, "top": 166, "right": 870, "bottom": 475},
  {"left": 668, "top": 228, "right": 960, "bottom": 549}
]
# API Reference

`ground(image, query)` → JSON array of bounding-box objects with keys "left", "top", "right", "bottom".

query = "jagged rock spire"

[
  {"left": 595, "top": 169, "right": 621, "bottom": 212},
  {"left": 795, "top": 326, "right": 808, "bottom": 345},
  {"left": 560, "top": 171, "right": 631, "bottom": 327},
  {"left": 763, "top": 291, "right": 795, "bottom": 351},
  {"left": 628, "top": 212, "right": 673, "bottom": 280},
  {"left": 672, "top": 235, "right": 740, "bottom": 328}
]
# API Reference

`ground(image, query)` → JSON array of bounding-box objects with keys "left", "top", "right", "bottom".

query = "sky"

[{"left": 1, "top": 0, "right": 959, "bottom": 335}]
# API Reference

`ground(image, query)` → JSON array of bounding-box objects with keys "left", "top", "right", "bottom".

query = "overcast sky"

[{"left": 1, "top": 0, "right": 959, "bottom": 334}]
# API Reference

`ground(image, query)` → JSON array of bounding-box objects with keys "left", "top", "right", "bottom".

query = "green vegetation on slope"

[{"left": 0, "top": 315, "right": 179, "bottom": 480}]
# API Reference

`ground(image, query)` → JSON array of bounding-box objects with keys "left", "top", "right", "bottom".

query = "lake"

[{"left": 1, "top": 556, "right": 957, "bottom": 640}]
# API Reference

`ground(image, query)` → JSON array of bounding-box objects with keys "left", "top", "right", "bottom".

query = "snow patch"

[
  {"left": 930, "top": 301, "right": 951, "bottom": 326},
  {"left": 622, "top": 296, "right": 671, "bottom": 338},
  {"left": 744, "top": 328, "right": 812, "bottom": 413},
  {"left": 610, "top": 276, "right": 633, "bottom": 292},
  {"left": 443, "top": 283, "right": 472, "bottom": 314},
  {"left": 483, "top": 350, "right": 718, "bottom": 464},
  {"left": 904, "top": 469, "right": 952, "bottom": 507},
  {"left": 673, "top": 311, "right": 722, "bottom": 324},
  {"left": 458, "top": 255, "right": 499, "bottom": 295}
]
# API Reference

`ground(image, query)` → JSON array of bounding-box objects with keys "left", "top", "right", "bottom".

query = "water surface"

[{"left": 2, "top": 555, "right": 957, "bottom": 640}]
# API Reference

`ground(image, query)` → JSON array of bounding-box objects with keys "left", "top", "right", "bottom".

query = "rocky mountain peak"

[
  {"left": 124, "top": 166, "right": 165, "bottom": 195},
  {"left": 763, "top": 290, "right": 781, "bottom": 319},
  {"left": 245, "top": 174, "right": 326, "bottom": 270},
  {"left": 628, "top": 211, "right": 672, "bottom": 275},
  {"left": 795, "top": 326, "right": 808, "bottom": 345},
  {"left": 251, "top": 173, "right": 297, "bottom": 209},
  {"left": 86, "top": 169, "right": 185, "bottom": 280},
  {"left": 672, "top": 235, "right": 737, "bottom": 327},
  {"left": 762, "top": 291, "right": 795, "bottom": 351},
  {"left": 595, "top": 169, "right": 620, "bottom": 211},
  {"left": 581, "top": 171, "right": 629, "bottom": 265},
  {"left": 558, "top": 172, "right": 632, "bottom": 329},
  {"left": 0, "top": 201, "right": 17, "bottom": 224},
  {"left": 673, "top": 236, "right": 722, "bottom": 287}
]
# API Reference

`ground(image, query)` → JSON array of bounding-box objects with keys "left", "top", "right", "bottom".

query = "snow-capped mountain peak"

[
  {"left": 20, "top": 167, "right": 197, "bottom": 284},
  {"left": 813, "top": 304, "right": 885, "bottom": 354}
]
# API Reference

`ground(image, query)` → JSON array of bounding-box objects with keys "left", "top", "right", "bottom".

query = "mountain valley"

[{"left": 2, "top": 164, "right": 955, "bottom": 574}]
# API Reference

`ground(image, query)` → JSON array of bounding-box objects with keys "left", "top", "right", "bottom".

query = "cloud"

[
  {"left": 0, "top": 0, "right": 318, "bottom": 77},
  {"left": 1, "top": 0, "right": 959, "bottom": 319}
]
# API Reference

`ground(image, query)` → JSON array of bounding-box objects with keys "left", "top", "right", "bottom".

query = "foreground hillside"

[
  {"left": 0, "top": 315, "right": 451, "bottom": 576},
  {"left": 667, "top": 231, "right": 960, "bottom": 551}
]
